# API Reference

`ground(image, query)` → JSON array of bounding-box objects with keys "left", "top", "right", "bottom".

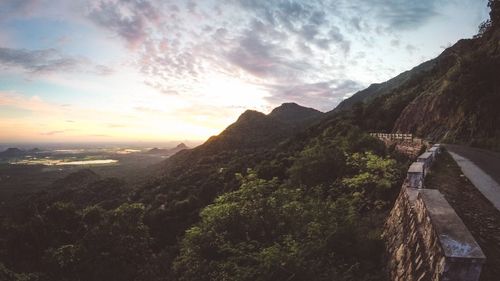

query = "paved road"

[{"left": 446, "top": 144, "right": 500, "bottom": 212}]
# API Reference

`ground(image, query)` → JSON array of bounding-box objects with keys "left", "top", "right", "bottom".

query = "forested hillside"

[{"left": 0, "top": 102, "right": 408, "bottom": 281}]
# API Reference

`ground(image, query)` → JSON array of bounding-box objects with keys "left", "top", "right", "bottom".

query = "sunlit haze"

[{"left": 0, "top": 0, "right": 489, "bottom": 142}]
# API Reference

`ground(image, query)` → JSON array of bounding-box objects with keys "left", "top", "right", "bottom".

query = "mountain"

[
  {"left": 134, "top": 103, "right": 325, "bottom": 248},
  {"left": 51, "top": 169, "right": 101, "bottom": 189},
  {"left": 333, "top": 8, "right": 500, "bottom": 150},
  {"left": 175, "top": 143, "right": 188, "bottom": 150},
  {"left": 0, "top": 148, "right": 25, "bottom": 158},
  {"left": 147, "top": 148, "right": 168, "bottom": 154},
  {"left": 202, "top": 109, "right": 291, "bottom": 151},
  {"left": 189, "top": 103, "right": 324, "bottom": 153},
  {"left": 35, "top": 169, "right": 127, "bottom": 209},
  {"left": 333, "top": 59, "right": 437, "bottom": 113},
  {"left": 152, "top": 103, "right": 324, "bottom": 184},
  {"left": 147, "top": 143, "right": 189, "bottom": 155},
  {"left": 268, "top": 102, "right": 323, "bottom": 126}
]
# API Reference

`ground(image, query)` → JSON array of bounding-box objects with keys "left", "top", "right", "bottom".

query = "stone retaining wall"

[{"left": 379, "top": 140, "right": 486, "bottom": 281}]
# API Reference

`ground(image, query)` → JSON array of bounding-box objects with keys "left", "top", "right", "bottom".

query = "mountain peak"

[
  {"left": 176, "top": 143, "right": 188, "bottom": 149},
  {"left": 236, "top": 110, "right": 267, "bottom": 123},
  {"left": 0, "top": 147, "right": 25, "bottom": 158},
  {"left": 268, "top": 102, "right": 323, "bottom": 125}
]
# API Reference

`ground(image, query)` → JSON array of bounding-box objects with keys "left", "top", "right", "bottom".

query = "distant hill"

[
  {"left": 39, "top": 169, "right": 126, "bottom": 208},
  {"left": 147, "top": 143, "right": 189, "bottom": 155},
  {"left": 0, "top": 147, "right": 44, "bottom": 159},
  {"left": 0, "top": 148, "right": 25, "bottom": 158}
]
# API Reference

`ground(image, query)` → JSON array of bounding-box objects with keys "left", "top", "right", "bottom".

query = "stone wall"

[
  {"left": 384, "top": 187, "right": 432, "bottom": 281},
  {"left": 381, "top": 141, "right": 486, "bottom": 281}
]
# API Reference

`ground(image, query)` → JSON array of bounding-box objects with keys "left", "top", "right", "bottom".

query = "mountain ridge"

[{"left": 331, "top": 20, "right": 500, "bottom": 150}]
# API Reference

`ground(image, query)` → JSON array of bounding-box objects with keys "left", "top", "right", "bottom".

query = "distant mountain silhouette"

[
  {"left": 147, "top": 143, "right": 189, "bottom": 155},
  {"left": 176, "top": 143, "right": 188, "bottom": 149},
  {"left": 200, "top": 103, "right": 324, "bottom": 151},
  {"left": 0, "top": 148, "right": 25, "bottom": 158}
]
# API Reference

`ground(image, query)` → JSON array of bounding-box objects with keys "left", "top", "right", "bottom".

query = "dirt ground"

[{"left": 425, "top": 150, "right": 500, "bottom": 281}]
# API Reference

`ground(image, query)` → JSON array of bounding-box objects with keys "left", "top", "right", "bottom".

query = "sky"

[{"left": 0, "top": 0, "right": 490, "bottom": 143}]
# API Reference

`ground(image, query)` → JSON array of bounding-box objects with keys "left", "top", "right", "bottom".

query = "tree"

[
  {"left": 342, "top": 152, "right": 400, "bottom": 210},
  {"left": 174, "top": 172, "right": 387, "bottom": 281},
  {"left": 476, "top": 0, "right": 500, "bottom": 38},
  {"left": 288, "top": 142, "right": 345, "bottom": 186}
]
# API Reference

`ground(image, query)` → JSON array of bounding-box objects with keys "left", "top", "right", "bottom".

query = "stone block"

[
  {"left": 417, "top": 152, "right": 434, "bottom": 173},
  {"left": 417, "top": 190, "right": 485, "bottom": 281},
  {"left": 407, "top": 162, "right": 425, "bottom": 188}
]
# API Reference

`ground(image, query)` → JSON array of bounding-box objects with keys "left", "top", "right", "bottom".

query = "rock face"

[{"left": 384, "top": 187, "right": 485, "bottom": 281}]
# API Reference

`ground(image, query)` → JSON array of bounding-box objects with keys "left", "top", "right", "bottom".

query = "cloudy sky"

[{"left": 0, "top": 0, "right": 489, "bottom": 142}]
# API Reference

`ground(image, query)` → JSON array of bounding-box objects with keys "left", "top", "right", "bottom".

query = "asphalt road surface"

[{"left": 446, "top": 144, "right": 500, "bottom": 212}]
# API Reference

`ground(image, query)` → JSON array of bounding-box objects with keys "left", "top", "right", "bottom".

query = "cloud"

[
  {"left": 40, "top": 130, "right": 66, "bottom": 135},
  {"left": 134, "top": 106, "right": 164, "bottom": 114},
  {"left": 0, "top": 47, "right": 114, "bottom": 75},
  {"left": 59, "top": 0, "right": 470, "bottom": 112},
  {"left": 0, "top": 0, "right": 40, "bottom": 20},
  {"left": 107, "top": 123, "right": 127, "bottom": 128},
  {"left": 406, "top": 44, "right": 418, "bottom": 54},
  {"left": 390, "top": 39, "right": 400, "bottom": 46},
  {"left": 266, "top": 80, "right": 364, "bottom": 111},
  {"left": 0, "top": 47, "right": 80, "bottom": 73},
  {"left": 0, "top": 92, "right": 60, "bottom": 112},
  {"left": 226, "top": 29, "right": 306, "bottom": 79},
  {"left": 94, "top": 64, "right": 114, "bottom": 75},
  {"left": 87, "top": 0, "right": 162, "bottom": 48},
  {"left": 362, "top": 0, "right": 439, "bottom": 30}
]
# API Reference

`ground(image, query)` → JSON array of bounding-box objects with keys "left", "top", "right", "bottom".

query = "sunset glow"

[{"left": 0, "top": 0, "right": 489, "bottom": 142}]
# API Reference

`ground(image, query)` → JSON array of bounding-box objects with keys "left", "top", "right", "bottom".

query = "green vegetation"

[
  {"left": 0, "top": 109, "right": 406, "bottom": 281},
  {"left": 174, "top": 150, "right": 401, "bottom": 281}
]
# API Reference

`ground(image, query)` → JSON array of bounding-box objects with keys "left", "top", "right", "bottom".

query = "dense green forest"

[{"left": 0, "top": 106, "right": 409, "bottom": 281}]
